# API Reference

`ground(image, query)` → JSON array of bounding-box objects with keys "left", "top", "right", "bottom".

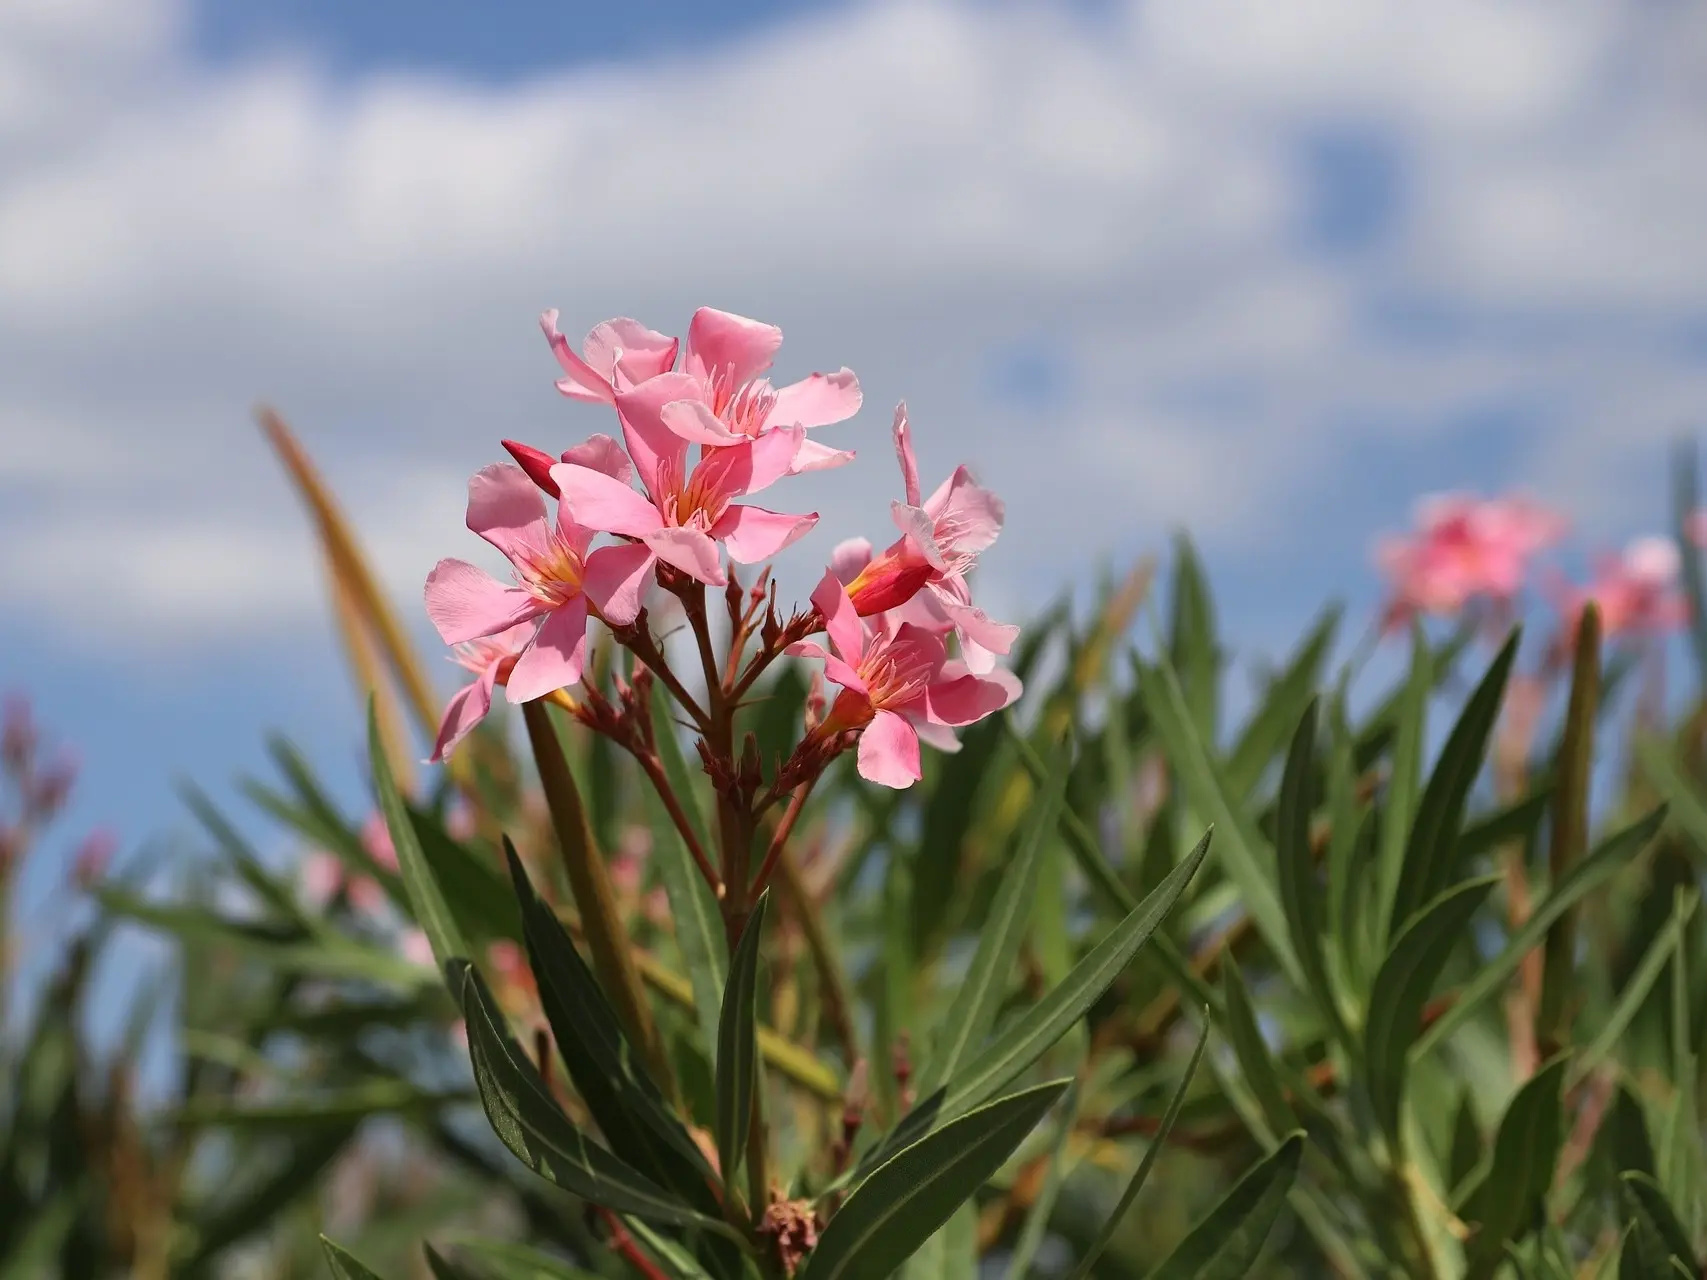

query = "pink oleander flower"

[
  {"left": 838, "top": 405, "right": 1017, "bottom": 672},
  {"left": 554, "top": 390, "right": 817, "bottom": 587},
  {"left": 360, "top": 812, "right": 398, "bottom": 873},
  {"left": 425, "top": 462, "right": 654, "bottom": 703},
  {"left": 788, "top": 570, "right": 1020, "bottom": 788},
  {"left": 72, "top": 829, "right": 116, "bottom": 888},
  {"left": 540, "top": 309, "right": 679, "bottom": 405},
  {"left": 430, "top": 621, "right": 535, "bottom": 763},
  {"left": 1374, "top": 492, "right": 1566, "bottom": 628},
  {"left": 399, "top": 927, "right": 435, "bottom": 968},
  {"left": 1554, "top": 536, "right": 1688, "bottom": 642},
  {"left": 301, "top": 850, "right": 385, "bottom": 916}
]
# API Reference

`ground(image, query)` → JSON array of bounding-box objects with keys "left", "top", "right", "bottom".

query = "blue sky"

[{"left": 4, "top": 0, "right": 1707, "bottom": 1026}]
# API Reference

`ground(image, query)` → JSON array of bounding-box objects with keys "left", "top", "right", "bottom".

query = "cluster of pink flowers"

[
  {"left": 1373, "top": 491, "right": 1697, "bottom": 653},
  {"left": 423, "top": 307, "right": 1021, "bottom": 789}
]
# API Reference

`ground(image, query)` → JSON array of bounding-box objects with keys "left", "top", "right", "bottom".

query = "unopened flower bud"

[{"left": 501, "top": 439, "right": 562, "bottom": 497}]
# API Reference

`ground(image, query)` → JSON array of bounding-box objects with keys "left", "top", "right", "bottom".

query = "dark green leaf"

[
  {"left": 800, "top": 1081, "right": 1069, "bottom": 1280},
  {"left": 1221, "top": 958, "right": 1296, "bottom": 1139},
  {"left": 321, "top": 1237, "right": 387, "bottom": 1280},
  {"left": 1672, "top": 439, "right": 1707, "bottom": 688},
  {"left": 1621, "top": 1173, "right": 1697, "bottom": 1270},
  {"left": 1463, "top": 1056, "right": 1567, "bottom": 1280},
  {"left": 1148, "top": 1132, "right": 1305, "bottom": 1280},
  {"left": 371, "top": 703, "right": 467, "bottom": 977},
  {"left": 1389, "top": 631, "right": 1519, "bottom": 933},
  {"left": 1365, "top": 876, "right": 1498, "bottom": 1140},
  {"left": 424, "top": 1245, "right": 481, "bottom": 1280},
  {"left": 715, "top": 892, "right": 768, "bottom": 1184},
  {"left": 437, "top": 1239, "right": 601, "bottom": 1280},
  {"left": 1274, "top": 700, "right": 1350, "bottom": 1046}
]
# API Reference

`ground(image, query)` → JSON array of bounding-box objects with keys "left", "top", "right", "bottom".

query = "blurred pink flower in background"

[
  {"left": 300, "top": 851, "right": 386, "bottom": 915},
  {"left": 399, "top": 928, "right": 435, "bottom": 968},
  {"left": 72, "top": 829, "right": 116, "bottom": 888},
  {"left": 1374, "top": 492, "right": 1566, "bottom": 629},
  {"left": 1554, "top": 536, "right": 1688, "bottom": 643}
]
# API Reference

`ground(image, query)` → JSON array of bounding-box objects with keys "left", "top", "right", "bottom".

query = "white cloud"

[{"left": 2, "top": 0, "right": 1705, "bottom": 653}]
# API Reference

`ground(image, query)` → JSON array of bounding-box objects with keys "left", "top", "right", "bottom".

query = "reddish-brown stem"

[
  {"left": 594, "top": 1206, "right": 670, "bottom": 1280},
  {"left": 636, "top": 750, "right": 724, "bottom": 895},
  {"left": 752, "top": 779, "right": 816, "bottom": 898},
  {"left": 620, "top": 621, "right": 712, "bottom": 732}
]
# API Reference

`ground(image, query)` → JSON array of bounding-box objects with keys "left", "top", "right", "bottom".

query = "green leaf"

[
  {"left": 800, "top": 1081, "right": 1069, "bottom": 1280},
  {"left": 437, "top": 1238, "right": 602, "bottom": 1280},
  {"left": 1273, "top": 700, "right": 1350, "bottom": 1046},
  {"left": 370, "top": 702, "right": 466, "bottom": 977},
  {"left": 1224, "top": 605, "right": 1340, "bottom": 799},
  {"left": 1374, "top": 623, "right": 1432, "bottom": 955},
  {"left": 1671, "top": 439, "right": 1707, "bottom": 687},
  {"left": 409, "top": 803, "right": 521, "bottom": 946},
  {"left": 647, "top": 682, "right": 726, "bottom": 1044},
  {"left": 1147, "top": 1131, "right": 1305, "bottom": 1280},
  {"left": 168, "top": 1081, "right": 470, "bottom": 1128},
  {"left": 1621, "top": 1173, "right": 1696, "bottom": 1270},
  {"left": 1413, "top": 806, "right": 1667, "bottom": 1060},
  {"left": 1619, "top": 1210, "right": 1685, "bottom": 1280},
  {"left": 1463, "top": 1055, "right": 1567, "bottom": 1280},
  {"left": 1003, "top": 1082, "right": 1082, "bottom": 1280},
  {"left": 879, "top": 830, "right": 1211, "bottom": 1162},
  {"left": 1168, "top": 533, "right": 1220, "bottom": 742},
  {"left": 1067, "top": 1018, "right": 1210, "bottom": 1280},
  {"left": 1365, "top": 875, "right": 1498, "bottom": 1141},
  {"left": 423, "top": 1245, "right": 481, "bottom": 1280},
  {"left": 1576, "top": 890, "right": 1700, "bottom": 1084},
  {"left": 1457, "top": 787, "right": 1554, "bottom": 865},
  {"left": 917, "top": 737, "right": 1070, "bottom": 1097},
  {"left": 1636, "top": 736, "right": 1707, "bottom": 857},
  {"left": 715, "top": 891, "right": 768, "bottom": 1184},
  {"left": 1388, "top": 631, "right": 1519, "bottom": 934},
  {"left": 1138, "top": 649, "right": 1303, "bottom": 989},
  {"left": 1221, "top": 958, "right": 1296, "bottom": 1139},
  {"left": 321, "top": 1237, "right": 387, "bottom": 1280},
  {"left": 456, "top": 963, "right": 736, "bottom": 1238},
  {"left": 178, "top": 781, "right": 305, "bottom": 922},
  {"left": 502, "top": 841, "right": 714, "bottom": 1198}
]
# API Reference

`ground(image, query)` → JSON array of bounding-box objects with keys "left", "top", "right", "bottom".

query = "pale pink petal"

[
  {"left": 924, "top": 468, "right": 1004, "bottom": 555},
  {"left": 466, "top": 464, "right": 549, "bottom": 562},
  {"left": 400, "top": 928, "right": 436, "bottom": 968},
  {"left": 788, "top": 437, "right": 857, "bottom": 474},
  {"left": 784, "top": 640, "right": 833, "bottom": 661},
  {"left": 829, "top": 538, "right": 873, "bottom": 584},
  {"left": 913, "top": 719, "right": 962, "bottom": 753},
  {"left": 643, "top": 526, "right": 727, "bottom": 585},
  {"left": 857, "top": 710, "right": 922, "bottom": 789},
  {"left": 714, "top": 505, "right": 818, "bottom": 563},
  {"left": 430, "top": 671, "right": 495, "bottom": 763},
  {"left": 661, "top": 398, "right": 744, "bottom": 445},
  {"left": 891, "top": 502, "right": 949, "bottom": 572},
  {"left": 301, "top": 851, "right": 344, "bottom": 906},
  {"left": 348, "top": 876, "right": 387, "bottom": 917},
  {"left": 542, "top": 309, "right": 616, "bottom": 404},
  {"left": 583, "top": 317, "right": 679, "bottom": 388},
  {"left": 552, "top": 464, "right": 664, "bottom": 539},
  {"left": 928, "top": 667, "right": 1020, "bottom": 726},
  {"left": 361, "top": 814, "right": 398, "bottom": 871},
  {"left": 559, "top": 433, "right": 635, "bottom": 485},
  {"left": 695, "top": 426, "right": 804, "bottom": 500},
  {"left": 891, "top": 403, "right": 922, "bottom": 508},
  {"left": 615, "top": 372, "right": 699, "bottom": 497},
  {"left": 823, "top": 655, "right": 868, "bottom": 694},
  {"left": 936, "top": 595, "right": 1020, "bottom": 670},
  {"left": 684, "top": 308, "right": 783, "bottom": 387},
  {"left": 810, "top": 569, "right": 867, "bottom": 666},
  {"left": 425, "top": 559, "right": 541, "bottom": 645},
  {"left": 582, "top": 542, "right": 656, "bottom": 627},
  {"left": 768, "top": 369, "right": 862, "bottom": 429},
  {"left": 506, "top": 598, "right": 590, "bottom": 703}
]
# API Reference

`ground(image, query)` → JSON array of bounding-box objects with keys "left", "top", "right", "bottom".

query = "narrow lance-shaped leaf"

[
  {"left": 1389, "top": 630, "right": 1519, "bottom": 934},
  {"left": 1366, "top": 875, "right": 1498, "bottom": 1142},
  {"left": 1620, "top": 1173, "right": 1696, "bottom": 1270},
  {"left": 799, "top": 1081, "right": 1070, "bottom": 1280},
  {"left": 716, "top": 891, "right": 769, "bottom": 1185},
  {"left": 1003, "top": 1082, "right": 1082, "bottom": 1280},
  {"left": 1148, "top": 1132, "right": 1305, "bottom": 1280},
  {"left": 423, "top": 1245, "right": 481, "bottom": 1280},
  {"left": 1274, "top": 699, "right": 1351, "bottom": 1047},
  {"left": 1374, "top": 622, "right": 1431, "bottom": 954},
  {"left": 370, "top": 702, "right": 467, "bottom": 978},
  {"left": 1672, "top": 438, "right": 1707, "bottom": 687},
  {"left": 1067, "top": 1018, "right": 1211, "bottom": 1280},
  {"left": 1576, "top": 890, "right": 1700, "bottom": 1084},
  {"left": 1462, "top": 1056, "right": 1568, "bottom": 1280},
  {"left": 1414, "top": 806, "right": 1667, "bottom": 1060},
  {"left": 1222, "top": 958, "right": 1296, "bottom": 1140},
  {"left": 321, "top": 1238, "right": 387, "bottom": 1280},
  {"left": 916, "top": 736, "right": 1070, "bottom": 1097}
]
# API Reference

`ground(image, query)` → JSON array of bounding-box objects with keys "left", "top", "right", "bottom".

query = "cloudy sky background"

[{"left": 5, "top": 0, "right": 1707, "bottom": 917}]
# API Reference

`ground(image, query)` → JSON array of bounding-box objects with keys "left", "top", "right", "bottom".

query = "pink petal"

[
  {"left": 891, "top": 502, "right": 949, "bottom": 572},
  {"left": 541, "top": 309, "right": 616, "bottom": 404},
  {"left": 891, "top": 403, "right": 922, "bottom": 508},
  {"left": 936, "top": 595, "right": 1020, "bottom": 670},
  {"left": 583, "top": 542, "right": 656, "bottom": 627},
  {"left": 506, "top": 598, "right": 590, "bottom": 703},
  {"left": 583, "top": 317, "right": 678, "bottom": 388},
  {"left": 784, "top": 640, "right": 833, "bottom": 661},
  {"left": 923, "top": 467, "right": 1004, "bottom": 555},
  {"left": 684, "top": 308, "right": 783, "bottom": 388},
  {"left": 661, "top": 398, "right": 744, "bottom": 445},
  {"left": 744, "top": 425, "right": 806, "bottom": 495},
  {"left": 466, "top": 464, "right": 549, "bottom": 563},
  {"left": 425, "top": 559, "right": 540, "bottom": 645},
  {"left": 615, "top": 372, "right": 699, "bottom": 498},
  {"left": 788, "top": 436, "right": 857, "bottom": 474},
  {"left": 927, "top": 666, "right": 1020, "bottom": 726},
  {"left": 552, "top": 464, "right": 664, "bottom": 539},
  {"left": 913, "top": 719, "right": 962, "bottom": 753},
  {"left": 301, "top": 851, "right": 344, "bottom": 906},
  {"left": 714, "top": 505, "right": 818, "bottom": 563},
  {"left": 502, "top": 439, "right": 562, "bottom": 497},
  {"left": 560, "top": 433, "right": 635, "bottom": 485},
  {"left": 430, "top": 663, "right": 498, "bottom": 763},
  {"left": 857, "top": 710, "right": 922, "bottom": 789},
  {"left": 768, "top": 368, "right": 862, "bottom": 429},
  {"left": 830, "top": 538, "right": 873, "bottom": 584},
  {"left": 824, "top": 654, "right": 868, "bottom": 695},
  {"left": 810, "top": 569, "right": 867, "bottom": 666},
  {"left": 643, "top": 526, "right": 727, "bottom": 586}
]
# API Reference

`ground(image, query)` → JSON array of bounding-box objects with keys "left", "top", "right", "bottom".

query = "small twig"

[
  {"left": 594, "top": 1206, "right": 670, "bottom": 1280},
  {"left": 635, "top": 750, "right": 723, "bottom": 895}
]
